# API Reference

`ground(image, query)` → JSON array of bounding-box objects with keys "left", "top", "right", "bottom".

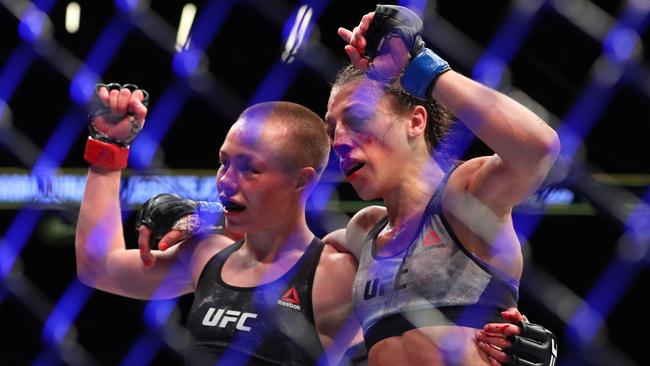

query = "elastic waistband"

[{"left": 363, "top": 305, "right": 509, "bottom": 351}]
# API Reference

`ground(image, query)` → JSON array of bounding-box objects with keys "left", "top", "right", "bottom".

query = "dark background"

[{"left": 1, "top": 0, "right": 649, "bottom": 365}]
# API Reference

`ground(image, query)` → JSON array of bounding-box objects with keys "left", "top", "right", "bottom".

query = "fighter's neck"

[
  {"left": 242, "top": 220, "right": 313, "bottom": 263},
  {"left": 383, "top": 158, "right": 445, "bottom": 229}
]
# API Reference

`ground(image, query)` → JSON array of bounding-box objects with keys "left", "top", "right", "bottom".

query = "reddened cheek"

[{"left": 362, "top": 135, "right": 374, "bottom": 145}]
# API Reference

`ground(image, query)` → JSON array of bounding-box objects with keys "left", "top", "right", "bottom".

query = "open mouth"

[
  {"left": 223, "top": 201, "right": 246, "bottom": 213},
  {"left": 345, "top": 162, "right": 366, "bottom": 177}
]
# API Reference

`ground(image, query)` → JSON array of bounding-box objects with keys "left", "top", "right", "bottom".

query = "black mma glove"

[
  {"left": 135, "top": 194, "right": 200, "bottom": 249},
  {"left": 135, "top": 194, "right": 224, "bottom": 249},
  {"left": 88, "top": 82, "right": 150, "bottom": 147},
  {"left": 505, "top": 320, "right": 558, "bottom": 366},
  {"left": 363, "top": 4, "right": 450, "bottom": 99},
  {"left": 84, "top": 82, "right": 150, "bottom": 170},
  {"left": 365, "top": 4, "right": 425, "bottom": 61}
]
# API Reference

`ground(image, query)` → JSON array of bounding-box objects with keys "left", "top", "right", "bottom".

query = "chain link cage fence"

[{"left": 0, "top": 0, "right": 649, "bottom": 365}]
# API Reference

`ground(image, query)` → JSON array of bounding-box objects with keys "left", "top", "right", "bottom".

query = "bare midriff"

[{"left": 367, "top": 325, "right": 492, "bottom": 366}]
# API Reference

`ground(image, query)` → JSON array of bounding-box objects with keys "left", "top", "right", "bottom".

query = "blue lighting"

[
  {"left": 69, "top": 67, "right": 100, "bottom": 105},
  {"left": 172, "top": 49, "right": 202, "bottom": 78},
  {"left": 184, "top": 0, "right": 236, "bottom": 52},
  {"left": 0, "top": 209, "right": 43, "bottom": 279},
  {"left": 0, "top": 173, "right": 220, "bottom": 205},
  {"left": 566, "top": 188, "right": 650, "bottom": 346},
  {"left": 69, "top": 17, "right": 133, "bottom": 104},
  {"left": 129, "top": 82, "right": 192, "bottom": 169},
  {"left": 0, "top": 45, "right": 36, "bottom": 103},
  {"left": 603, "top": 25, "right": 638, "bottom": 63},
  {"left": 472, "top": 54, "right": 505, "bottom": 89},
  {"left": 144, "top": 299, "right": 178, "bottom": 328},
  {"left": 31, "top": 109, "right": 87, "bottom": 175},
  {"left": 249, "top": 61, "right": 301, "bottom": 105},
  {"left": 119, "top": 331, "right": 162, "bottom": 366},
  {"left": 557, "top": 83, "right": 619, "bottom": 161},
  {"left": 18, "top": 5, "right": 47, "bottom": 42},
  {"left": 41, "top": 280, "right": 92, "bottom": 345},
  {"left": 397, "top": 0, "right": 426, "bottom": 16},
  {"left": 472, "top": 1, "right": 547, "bottom": 87},
  {"left": 115, "top": 0, "right": 141, "bottom": 13}
]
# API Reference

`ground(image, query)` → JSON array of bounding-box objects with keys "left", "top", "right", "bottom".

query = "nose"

[
  {"left": 217, "top": 166, "right": 238, "bottom": 197},
  {"left": 332, "top": 124, "right": 353, "bottom": 157}
]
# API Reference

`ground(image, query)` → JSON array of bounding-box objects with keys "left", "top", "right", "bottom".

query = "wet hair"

[
  {"left": 238, "top": 101, "right": 330, "bottom": 177},
  {"left": 332, "top": 64, "right": 457, "bottom": 158}
]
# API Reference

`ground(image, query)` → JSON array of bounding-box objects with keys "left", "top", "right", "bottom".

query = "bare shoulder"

[
  {"left": 313, "top": 244, "right": 357, "bottom": 335},
  {"left": 185, "top": 232, "right": 235, "bottom": 287},
  {"left": 345, "top": 205, "right": 386, "bottom": 257},
  {"left": 349, "top": 205, "right": 387, "bottom": 230},
  {"left": 313, "top": 244, "right": 361, "bottom": 362},
  {"left": 313, "top": 244, "right": 357, "bottom": 306},
  {"left": 317, "top": 244, "right": 358, "bottom": 273}
]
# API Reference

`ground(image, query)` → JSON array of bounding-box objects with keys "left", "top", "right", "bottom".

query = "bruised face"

[
  {"left": 325, "top": 79, "right": 414, "bottom": 200},
  {"left": 216, "top": 119, "right": 303, "bottom": 234}
]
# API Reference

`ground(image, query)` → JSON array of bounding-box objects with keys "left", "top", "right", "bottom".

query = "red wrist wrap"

[{"left": 84, "top": 137, "right": 130, "bottom": 170}]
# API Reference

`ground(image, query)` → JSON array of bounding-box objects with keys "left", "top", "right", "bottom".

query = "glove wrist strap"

[
  {"left": 84, "top": 136, "right": 130, "bottom": 170},
  {"left": 401, "top": 48, "right": 451, "bottom": 100}
]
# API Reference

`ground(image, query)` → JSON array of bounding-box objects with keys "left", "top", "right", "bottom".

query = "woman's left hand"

[{"left": 337, "top": 12, "right": 410, "bottom": 80}]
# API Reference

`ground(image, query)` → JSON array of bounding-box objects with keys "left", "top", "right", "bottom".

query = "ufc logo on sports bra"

[
  {"left": 201, "top": 307, "right": 258, "bottom": 332},
  {"left": 363, "top": 268, "right": 408, "bottom": 300}
]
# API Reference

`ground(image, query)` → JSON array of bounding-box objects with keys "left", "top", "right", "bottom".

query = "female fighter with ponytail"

[{"left": 324, "top": 5, "right": 559, "bottom": 365}]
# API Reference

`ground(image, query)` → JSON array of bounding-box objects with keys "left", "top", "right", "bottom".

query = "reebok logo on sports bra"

[
  {"left": 201, "top": 307, "right": 258, "bottom": 332},
  {"left": 277, "top": 287, "right": 302, "bottom": 310}
]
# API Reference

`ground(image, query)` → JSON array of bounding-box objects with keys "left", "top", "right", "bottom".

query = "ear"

[
  {"left": 407, "top": 105, "right": 427, "bottom": 138},
  {"left": 295, "top": 166, "right": 316, "bottom": 193}
]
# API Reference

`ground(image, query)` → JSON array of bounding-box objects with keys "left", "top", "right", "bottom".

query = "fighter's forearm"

[
  {"left": 75, "top": 167, "right": 125, "bottom": 284},
  {"left": 431, "top": 70, "right": 560, "bottom": 172}
]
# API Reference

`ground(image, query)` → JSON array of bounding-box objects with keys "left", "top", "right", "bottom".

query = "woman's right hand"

[{"left": 91, "top": 83, "right": 148, "bottom": 144}]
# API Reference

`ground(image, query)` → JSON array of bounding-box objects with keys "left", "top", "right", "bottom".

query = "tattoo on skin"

[
  {"left": 127, "top": 117, "right": 143, "bottom": 141},
  {"left": 172, "top": 214, "right": 202, "bottom": 239}
]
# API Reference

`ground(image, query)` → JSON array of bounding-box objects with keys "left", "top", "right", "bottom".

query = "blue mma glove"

[
  {"left": 364, "top": 4, "right": 450, "bottom": 100},
  {"left": 505, "top": 321, "right": 558, "bottom": 366}
]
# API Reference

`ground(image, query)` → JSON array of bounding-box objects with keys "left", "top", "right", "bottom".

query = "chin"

[
  {"left": 352, "top": 183, "right": 382, "bottom": 201},
  {"left": 224, "top": 219, "right": 249, "bottom": 233}
]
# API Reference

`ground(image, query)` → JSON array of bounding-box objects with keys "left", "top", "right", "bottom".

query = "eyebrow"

[
  {"left": 327, "top": 102, "right": 371, "bottom": 120},
  {"left": 346, "top": 102, "right": 375, "bottom": 114}
]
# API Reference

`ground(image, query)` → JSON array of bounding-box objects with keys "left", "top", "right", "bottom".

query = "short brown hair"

[{"left": 239, "top": 101, "right": 330, "bottom": 177}]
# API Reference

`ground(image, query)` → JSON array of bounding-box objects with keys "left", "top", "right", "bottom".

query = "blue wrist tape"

[{"left": 401, "top": 48, "right": 450, "bottom": 100}]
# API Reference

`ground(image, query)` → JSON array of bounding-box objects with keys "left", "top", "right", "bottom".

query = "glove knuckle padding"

[
  {"left": 88, "top": 82, "right": 150, "bottom": 146},
  {"left": 365, "top": 5, "right": 425, "bottom": 60},
  {"left": 135, "top": 193, "right": 198, "bottom": 248},
  {"left": 504, "top": 321, "right": 558, "bottom": 366},
  {"left": 362, "top": 5, "right": 448, "bottom": 100}
]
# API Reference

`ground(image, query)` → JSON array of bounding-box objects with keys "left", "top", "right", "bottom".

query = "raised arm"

[
  {"left": 75, "top": 83, "right": 194, "bottom": 299},
  {"left": 431, "top": 71, "right": 559, "bottom": 210},
  {"left": 339, "top": 6, "right": 559, "bottom": 211}
]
